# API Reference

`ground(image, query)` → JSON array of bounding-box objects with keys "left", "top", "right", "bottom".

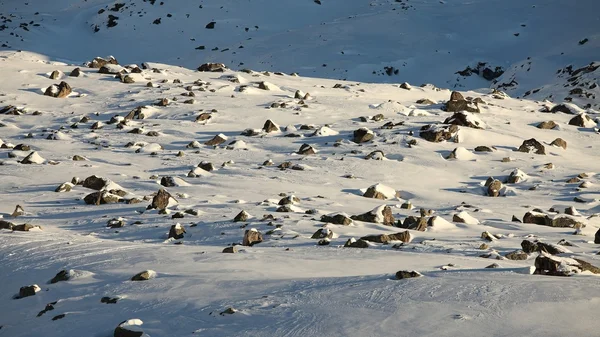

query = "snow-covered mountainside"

[
  {"left": 1, "top": 1, "right": 600, "bottom": 336},
  {"left": 1, "top": 0, "right": 599, "bottom": 105},
  {"left": 1, "top": 50, "right": 600, "bottom": 337}
]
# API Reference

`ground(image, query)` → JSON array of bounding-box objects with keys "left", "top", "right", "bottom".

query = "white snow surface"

[{"left": 0, "top": 44, "right": 599, "bottom": 337}]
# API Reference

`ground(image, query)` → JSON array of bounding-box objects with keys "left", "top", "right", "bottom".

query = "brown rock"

[
  {"left": 517, "top": 138, "right": 546, "bottom": 155},
  {"left": 44, "top": 81, "right": 72, "bottom": 98},
  {"left": 242, "top": 229, "right": 263, "bottom": 246},
  {"left": 151, "top": 189, "right": 174, "bottom": 210},
  {"left": 351, "top": 206, "right": 395, "bottom": 225},
  {"left": 537, "top": 121, "right": 558, "bottom": 129},
  {"left": 343, "top": 238, "right": 369, "bottom": 248},
  {"left": 320, "top": 214, "right": 352, "bottom": 225},
  {"left": 550, "top": 138, "right": 567, "bottom": 149}
]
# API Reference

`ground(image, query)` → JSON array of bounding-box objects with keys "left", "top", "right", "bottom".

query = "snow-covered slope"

[
  {"left": 1, "top": 0, "right": 599, "bottom": 105},
  {"left": 1, "top": 50, "right": 600, "bottom": 336}
]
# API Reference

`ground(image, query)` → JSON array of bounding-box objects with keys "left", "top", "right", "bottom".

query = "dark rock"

[
  {"left": 234, "top": 210, "right": 250, "bottom": 222},
  {"left": 505, "top": 250, "right": 528, "bottom": 260},
  {"left": 83, "top": 191, "right": 121, "bottom": 205},
  {"left": 168, "top": 224, "right": 186, "bottom": 239},
  {"left": 69, "top": 68, "right": 81, "bottom": 77},
  {"left": 101, "top": 297, "right": 119, "bottom": 304},
  {"left": 151, "top": 189, "right": 174, "bottom": 210},
  {"left": 360, "top": 231, "right": 411, "bottom": 244},
  {"left": 50, "top": 270, "right": 71, "bottom": 284},
  {"left": 569, "top": 113, "right": 594, "bottom": 127},
  {"left": 222, "top": 246, "right": 238, "bottom": 253},
  {"left": 83, "top": 175, "right": 109, "bottom": 190},
  {"left": 344, "top": 238, "right": 369, "bottom": 248},
  {"left": 17, "top": 285, "right": 40, "bottom": 299},
  {"left": 353, "top": 127, "right": 374, "bottom": 143},
  {"left": 114, "top": 319, "right": 145, "bottom": 337},
  {"left": 419, "top": 124, "right": 458, "bottom": 142},
  {"left": 131, "top": 271, "right": 155, "bottom": 281},
  {"left": 321, "top": 214, "right": 352, "bottom": 225},
  {"left": 0, "top": 220, "right": 15, "bottom": 230},
  {"left": 517, "top": 138, "right": 546, "bottom": 155},
  {"left": 263, "top": 120, "right": 279, "bottom": 133},
  {"left": 395, "top": 270, "right": 422, "bottom": 279},
  {"left": 400, "top": 216, "right": 428, "bottom": 231},
  {"left": 197, "top": 63, "right": 226, "bottom": 72},
  {"left": 443, "top": 112, "right": 484, "bottom": 129},
  {"left": 160, "top": 176, "right": 176, "bottom": 187},
  {"left": 311, "top": 228, "right": 334, "bottom": 239},
  {"left": 297, "top": 143, "right": 316, "bottom": 155}
]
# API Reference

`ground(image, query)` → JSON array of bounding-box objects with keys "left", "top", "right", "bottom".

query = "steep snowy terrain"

[
  {"left": 0, "top": 0, "right": 599, "bottom": 104},
  {"left": 0, "top": 50, "right": 600, "bottom": 336}
]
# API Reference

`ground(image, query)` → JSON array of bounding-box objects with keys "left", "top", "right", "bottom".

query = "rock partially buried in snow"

[
  {"left": 151, "top": 189, "right": 177, "bottom": 210},
  {"left": 258, "top": 81, "right": 278, "bottom": 90},
  {"left": 234, "top": 210, "right": 251, "bottom": 222},
  {"left": 395, "top": 270, "right": 422, "bottom": 279},
  {"left": 361, "top": 231, "right": 412, "bottom": 244},
  {"left": 363, "top": 183, "right": 398, "bottom": 200},
  {"left": 44, "top": 81, "right": 72, "bottom": 98},
  {"left": 452, "top": 211, "right": 479, "bottom": 225},
  {"left": 486, "top": 179, "right": 503, "bottom": 197},
  {"left": 420, "top": 124, "right": 458, "bottom": 143},
  {"left": 197, "top": 63, "right": 227, "bottom": 72},
  {"left": 131, "top": 270, "right": 156, "bottom": 281},
  {"left": 168, "top": 223, "right": 186, "bottom": 240},
  {"left": 297, "top": 143, "right": 317, "bottom": 155},
  {"left": 568, "top": 113, "right": 596, "bottom": 128},
  {"left": 205, "top": 134, "right": 228, "bottom": 146},
  {"left": 242, "top": 228, "right": 263, "bottom": 246},
  {"left": 20, "top": 151, "right": 45, "bottom": 164},
  {"left": 50, "top": 270, "right": 74, "bottom": 284},
  {"left": 550, "top": 138, "right": 567, "bottom": 149},
  {"left": 114, "top": 319, "right": 146, "bottom": 337},
  {"left": 443, "top": 112, "right": 486, "bottom": 129},
  {"left": 517, "top": 138, "right": 545, "bottom": 155},
  {"left": 537, "top": 121, "right": 558, "bottom": 129},
  {"left": 351, "top": 205, "right": 395, "bottom": 226},
  {"left": 17, "top": 284, "right": 41, "bottom": 299},
  {"left": 353, "top": 127, "right": 374, "bottom": 143},
  {"left": 446, "top": 147, "right": 475, "bottom": 160},
  {"left": 444, "top": 91, "right": 480, "bottom": 113},
  {"left": 263, "top": 120, "right": 279, "bottom": 133},
  {"left": 311, "top": 227, "right": 334, "bottom": 239},
  {"left": 344, "top": 238, "right": 369, "bottom": 248},
  {"left": 320, "top": 213, "right": 352, "bottom": 225}
]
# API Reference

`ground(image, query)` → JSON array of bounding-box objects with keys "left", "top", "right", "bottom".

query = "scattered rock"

[
  {"left": 168, "top": 223, "right": 186, "bottom": 240},
  {"left": 363, "top": 183, "right": 398, "bottom": 200},
  {"left": 222, "top": 246, "right": 239, "bottom": 253},
  {"left": 242, "top": 228, "right": 263, "bottom": 246},
  {"left": 44, "top": 81, "right": 72, "bottom": 98},
  {"left": 344, "top": 238, "right": 369, "bottom": 248},
  {"left": 537, "top": 121, "right": 558, "bottom": 129},
  {"left": 550, "top": 138, "right": 567, "bottom": 149},
  {"left": 395, "top": 270, "right": 422, "bottom": 279},
  {"left": 234, "top": 210, "right": 251, "bottom": 222},
  {"left": 517, "top": 138, "right": 546, "bottom": 155},
  {"left": 419, "top": 124, "right": 458, "bottom": 142},
  {"left": 50, "top": 270, "right": 73, "bottom": 284},
  {"left": 321, "top": 214, "right": 352, "bottom": 225},
  {"left": 353, "top": 127, "right": 374, "bottom": 143},
  {"left": 131, "top": 270, "right": 156, "bottom": 281},
  {"left": 351, "top": 205, "right": 395, "bottom": 225},
  {"left": 114, "top": 319, "right": 145, "bottom": 337}
]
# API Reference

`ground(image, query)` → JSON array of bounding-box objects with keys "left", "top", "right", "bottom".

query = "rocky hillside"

[{"left": 0, "top": 51, "right": 599, "bottom": 336}]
